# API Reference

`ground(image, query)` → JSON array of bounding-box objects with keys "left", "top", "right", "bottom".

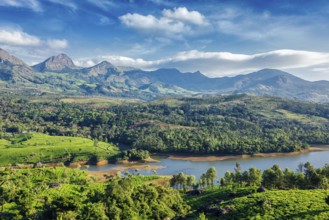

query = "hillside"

[
  {"left": 1, "top": 94, "right": 329, "bottom": 155},
  {"left": 185, "top": 187, "right": 329, "bottom": 219},
  {"left": 0, "top": 132, "right": 119, "bottom": 166},
  {"left": 1, "top": 162, "right": 328, "bottom": 219},
  {"left": 1, "top": 48, "right": 329, "bottom": 101}
]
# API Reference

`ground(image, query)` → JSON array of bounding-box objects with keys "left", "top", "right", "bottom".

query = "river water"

[{"left": 86, "top": 150, "right": 329, "bottom": 179}]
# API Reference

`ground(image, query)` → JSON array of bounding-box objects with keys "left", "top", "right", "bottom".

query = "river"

[{"left": 85, "top": 149, "right": 329, "bottom": 179}]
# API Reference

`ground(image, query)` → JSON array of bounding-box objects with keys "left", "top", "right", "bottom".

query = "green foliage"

[
  {"left": 219, "top": 190, "right": 329, "bottom": 219},
  {"left": 1, "top": 95, "right": 329, "bottom": 156},
  {"left": 170, "top": 173, "right": 196, "bottom": 191},
  {"left": 0, "top": 132, "right": 119, "bottom": 166},
  {"left": 197, "top": 212, "right": 208, "bottom": 220},
  {"left": 185, "top": 163, "right": 329, "bottom": 219},
  {"left": 105, "top": 177, "right": 190, "bottom": 219},
  {"left": 119, "top": 149, "right": 150, "bottom": 161},
  {"left": 0, "top": 167, "right": 189, "bottom": 219}
]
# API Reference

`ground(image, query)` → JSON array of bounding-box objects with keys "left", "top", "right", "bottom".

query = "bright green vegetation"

[
  {"left": 2, "top": 163, "right": 329, "bottom": 219},
  {"left": 0, "top": 167, "right": 189, "bottom": 220},
  {"left": 0, "top": 133, "right": 119, "bottom": 166},
  {"left": 117, "top": 149, "right": 151, "bottom": 161},
  {"left": 1, "top": 94, "right": 329, "bottom": 155},
  {"left": 181, "top": 162, "right": 329, "bottom": 219},
  {"left": 185, "top": 187, "right": 329, "bottom": 220},
  {"left": 221, "top": 190, "right": 329, "bottom": 219}
]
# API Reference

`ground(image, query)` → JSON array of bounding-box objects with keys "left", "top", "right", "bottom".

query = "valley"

[
  {"left": 0, "top": 93, "right": 329, "bottom": 219},
  {"left": 2, "top": 1, "right": 329, "bottom": 219}
]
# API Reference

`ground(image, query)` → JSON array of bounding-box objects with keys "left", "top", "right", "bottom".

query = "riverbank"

[
  {"left": 115, "top": 157, "right": 160, "bottom": 165},
  {"left": 167, "top": 146, "right": 329, "bottom": 162},
  {"left": 87, "top": 165, "right": 165, "bottom": 182}
]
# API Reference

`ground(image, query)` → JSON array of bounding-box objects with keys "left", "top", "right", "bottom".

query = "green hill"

[
  {"left": 0, "top": 132, "right": 119, "bottom": 166},
  {"left": 185, "top": 187, "right": 329, "bottom": 219}
]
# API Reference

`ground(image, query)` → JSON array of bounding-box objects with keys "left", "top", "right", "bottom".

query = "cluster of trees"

[
  {"left": 0, "top": 167, "right": 189, "bottom": 220},
  {"left": 262, "top": 162, "right": 329, "bottom": 190},
  {"left": 1, "top": 162, "right": 329, "bottom": 219},
  {"left": 169, "top": 162, "right": 329, "bottom": 194},
  {"left": 118, "top": 149, "right": 150, "bottom": 161},
  {"left": 169, "top": 167, "right": 219, "bottom": 191},
  {"left": 1, "top": 95, "right": 329, "bottom": 155},
  {"left": 170, "top": 172, "right": 196, "bottom": 191},
  {"left": 197, "top": 162, "right": 329, "bottom": 190}
]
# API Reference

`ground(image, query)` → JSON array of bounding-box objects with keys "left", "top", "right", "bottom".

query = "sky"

[{"left": 1, "top": 0, "right": 329, "bottom": 80}]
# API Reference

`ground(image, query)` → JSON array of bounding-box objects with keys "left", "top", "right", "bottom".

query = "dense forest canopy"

[
  {"left": 1, "top": 162, "right": 329, "bottom": 219},
  {"left": 1, "top": 94, "right": 329, "bottom": 156},
  {"left": 1, "top": 94, "right": 329, "bottom": 219}
]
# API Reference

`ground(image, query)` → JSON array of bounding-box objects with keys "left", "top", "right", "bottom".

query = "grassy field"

[
  {"left": 0, "top": 132, "right": 120, "bottom": 166},
  {"left": 184, "top": 187, "right": 329, "bottom": 219},
  {"left": 276, "top": 109, "right": 328, "bottom": 124}
]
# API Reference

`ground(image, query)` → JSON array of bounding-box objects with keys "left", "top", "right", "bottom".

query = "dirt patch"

[
  {"left": 145, "top": 175, "right": 171, "bottom": 187},
  {"left": 68, "top": 161, "right": 88, "bottom": 167},
  {"left": 96, "top": 160, "right": 109, "bottom": 166},
  {"left": 116, "top": 157, "right": 160, "bottom": 164},
  {"left": 87, "top": 165, "right": 165, "bottom": 182}
]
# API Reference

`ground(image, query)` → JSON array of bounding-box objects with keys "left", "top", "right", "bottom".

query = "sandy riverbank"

[
  {"left": 115, "top": 157, "right": 160, "bottom": 165},
  {"left": 87, "top": 165, "right": 165, "bottom": 182},
  {"left": 167, "top": 146, "right": 329, "bottom": 162}
]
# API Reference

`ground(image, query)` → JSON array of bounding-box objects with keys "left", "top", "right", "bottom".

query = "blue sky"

[{"left": 1, "top": 0, "right": 329, "bottom": 80}]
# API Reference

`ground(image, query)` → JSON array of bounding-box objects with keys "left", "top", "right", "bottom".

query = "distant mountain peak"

[
  {"left": 0, "top": 48, "right": 37, "bottom": 82},
  {"left": 85, "top": 60, "right": 118, "bottom": 77},
  {"left": 96, "top": 60, "right": 115, "bottom": 68},
  {"left": 32, "top": 53, "right": 78, "bottom": 72},
  {"left": 0, "top": 48, "right": 26, "bottom": 66}
]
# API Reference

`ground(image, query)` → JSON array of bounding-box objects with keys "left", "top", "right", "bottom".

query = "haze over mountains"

[{"left": 1, "top": 48, "right": 329, "bottom": 102}]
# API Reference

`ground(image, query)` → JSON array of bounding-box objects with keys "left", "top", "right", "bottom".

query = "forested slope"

[{"left": 1, "top": 94, "right": 329, "bottom": 154}]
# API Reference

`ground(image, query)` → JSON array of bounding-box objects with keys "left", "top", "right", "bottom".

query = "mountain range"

[{"left": 1, "top": 48, "right": 329, "bottom": 102}]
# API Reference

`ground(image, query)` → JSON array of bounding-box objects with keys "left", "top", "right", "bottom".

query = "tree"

[
  {"left": 221, "top": 171, "right": 233, "bottom": 187},
  {"left": 304, "top": 162, "right": 321, "bottom": 188},
  {"left": 262, "top": 169, "right": 277, "bottom": 189},
  {"left": 206, "top": 167, "right": 217, "bottom": 188},
  {"left": 186, "top": 175, "right": 196, "bottom": 190},
  {"left": 248, "top": 168, "right": 262, "bottom": 186},
  {"left": 200, "top": 174, "right": 207, "bottom": 188},
  {"left": 197, "top": 212, "right": 208, "bottom": 220}
]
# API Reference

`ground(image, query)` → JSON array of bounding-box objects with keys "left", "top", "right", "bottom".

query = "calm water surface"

[{"left": 86, "top": 150, "right": 329, "bottom": 179}]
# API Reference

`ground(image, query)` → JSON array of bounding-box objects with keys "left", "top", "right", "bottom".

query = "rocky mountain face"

[
  {"left": 1, "top": 48, "right": 329, "bottom": 102},
  {"left": 0, "top": 48, "right": 40, "bottom": 83},
  {"left": 32, "top": 53, "right": 79, "bottom": 72}
]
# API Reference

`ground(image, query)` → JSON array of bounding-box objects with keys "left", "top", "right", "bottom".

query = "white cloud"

[
  {"left": 119, "top": 7, "right": 208, "bottom": 38},
  {"left": 0, "top": 27, "right": 69, "bottom": 64},
  {"left": 120, "top": 13, "right": 190, "bottom": 37},
  {"left": 0, "top": 29, "right": 41, "bottom": 46},
  {"left": 46, "top": 0, "right": 77, "bottom": 10},
  {"left": 162, "top": 7, "right": 208, "bottom": 26},
  {"left": 0, "top": 28, "right": 69, "bottom": 50},
  {"left": 46, "top": 39, "right": 68, "bottom": 49},
  {"left": 75, "top": 49, "right": 329, "bottom": 80},
  {"left": 0, "top": 0, "right": 42, "bottom": 12},
  {"left": 162, "top": 50, "right": 329, "bottom": 77},
  {"left": 98, "top": 15, "right": 113, "bottom": 25},
  {"left": 74, "top": 55, "right": 159, "bottom": 69},
  {"left": 87, "top": 0, "right": 116, "bottom": 10}
]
